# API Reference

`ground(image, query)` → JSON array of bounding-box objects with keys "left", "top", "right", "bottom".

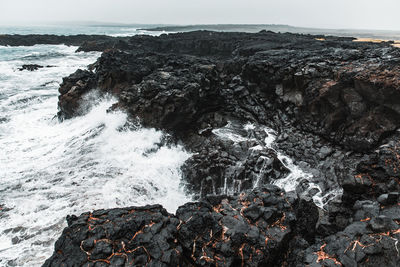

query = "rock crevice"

[{"left": 46, "top": 31, "right": 400, "bottom": 266}]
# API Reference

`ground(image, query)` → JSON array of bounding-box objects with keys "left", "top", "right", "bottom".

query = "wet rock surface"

[
  {"left": 18, "top": 64, "right": 44, "bottom": 71},
  {"left": 290, "top": 201, "right": 400, "bottom": 267},
  {"left": 45, "top": 31, "right": 400, "bottom": 266},
  {"left": 43, "top": 186, "right": 318, "bottom": 266}
]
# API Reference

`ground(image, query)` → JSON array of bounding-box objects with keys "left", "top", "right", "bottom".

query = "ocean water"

[
  {"left": 0, "top": 24, "right": 167, "bottom": 37},
  {"left": 0, "top": 27, "right": 189, "bottom": 266}
]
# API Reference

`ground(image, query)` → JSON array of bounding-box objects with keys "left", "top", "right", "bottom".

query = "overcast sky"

[{"left": 1, "top": 0, "right": 400, "bottom": 30}]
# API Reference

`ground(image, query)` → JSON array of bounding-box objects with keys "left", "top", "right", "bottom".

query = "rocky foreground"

[{"left": 22, "top": 31, "right": 400, "bottom": 266}]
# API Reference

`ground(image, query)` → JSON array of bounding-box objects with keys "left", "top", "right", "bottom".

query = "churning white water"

[
  {"left": 0, "top": 45, "right": 191, "bottom": 266},
  {"left": 213, "top": 121, "right": 343, "bottom": 209}
]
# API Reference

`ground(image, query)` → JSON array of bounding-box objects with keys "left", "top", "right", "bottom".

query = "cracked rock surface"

[
  {"left": 40, "top": 31, "right": 400, "bottom": 266},
  {"left": 44, "top": 186, "right": 319, "bottom": 266}
]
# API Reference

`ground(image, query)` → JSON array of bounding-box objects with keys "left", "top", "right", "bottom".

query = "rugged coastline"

[{"left": 5, "top": 31, "right": 399, "bottom": 266}]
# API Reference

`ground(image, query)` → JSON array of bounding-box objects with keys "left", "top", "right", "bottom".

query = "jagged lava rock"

[
  {"left": 46, "top": 31, "right": 400, "bottom": 266},
  {"left": 0, "top": 34, "right": 129, "bottom": 49},
  {"left": 43, "top": 186, "right": 320, "bottom": 267}
]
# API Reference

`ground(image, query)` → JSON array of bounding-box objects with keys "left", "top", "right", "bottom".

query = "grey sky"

[{"left": 1, "top": 0, "right": 400, "bottom": 30}]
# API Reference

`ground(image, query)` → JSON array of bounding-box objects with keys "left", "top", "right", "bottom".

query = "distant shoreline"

[
  {"left": 141, "top": 24, "right": 400, "bottom": 41},
  {"left": 1, "top": 23, "right": 400, "bottom": 41}
]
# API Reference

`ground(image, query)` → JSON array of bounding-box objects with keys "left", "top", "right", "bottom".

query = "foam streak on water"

[
  {"left": 257, "top": 127, "right": 343, "bottom": 209},
  {"left": 213, "top": 121, "right": 343, "bottom": 209},
  {"left": 0, "top": 45, "right": 191, "bottom": 266}
]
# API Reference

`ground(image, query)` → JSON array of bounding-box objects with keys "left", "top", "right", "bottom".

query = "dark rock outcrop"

[
  {"left": 289, "top": 200, "right": 400, "bottom": 267},
  {"left": 45, "top": 31, "right": 400, "bottom": 266},
  {"left": 0, "top": 34, "right": 129, "bottom": 51},
  {"left": 43, "top": 186, "right": 400, "bottom": 267},
  {"left": 56, "top": 31, "right": 400, "bottom": 198},
  {"left": 18, "top": 64, "right": 44, "bottom": 71},
  {"left": 43, "top": 186, "right": 318, "bottom": 267},
  {"left": 58, "top": 31, "right": 400, "bottom": 151}
]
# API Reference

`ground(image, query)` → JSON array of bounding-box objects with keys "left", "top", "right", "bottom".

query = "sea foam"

[{"left": 0, "top": 45, "right": 191, "bottom": 266}]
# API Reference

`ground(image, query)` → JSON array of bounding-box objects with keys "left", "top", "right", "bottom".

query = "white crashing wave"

[{"left": 0, "top": 45, "right": 191, "bottom": 266}]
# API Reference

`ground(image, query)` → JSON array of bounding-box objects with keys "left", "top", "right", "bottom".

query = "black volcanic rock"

[
  {"left": 18, "top": 64, "right": 44, "bottom": 71},
  {"left": 43, "top": 205, "right": 184, "bottom": 267},
  {"left": 0, "top": 34, "right": 129, "bottom": 50},
  {"left": 59, "top": 31, "right": 400, "bottom": 151},
  {"left": 45, "top": 31, "right": 400, "bottom": 266},
  {"left": 43, "top": 186, "right": 317, "bottom": 267},
  {"left": 56, "top": 31, "right": 400, "bottom": 199},
  {"left": 57, "top": 69, "right": 97, "bottom": 119},
  {"left": 291, "top": 201, "right": 400, "bottom": 267},
  {"left": 43, "top": 186, "right": 400, "bottom": 266},
  {"left": 181, "top": 130, "right": 290, "bottom": 196}
]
